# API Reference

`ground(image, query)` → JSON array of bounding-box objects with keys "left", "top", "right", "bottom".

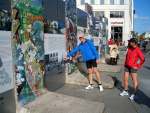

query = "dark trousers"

[{"left": 110, "top": 57, "right": 117, "bottom": 65}]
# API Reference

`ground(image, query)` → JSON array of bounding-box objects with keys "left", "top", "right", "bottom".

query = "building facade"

[{"left": 76, "top": 0, "right": 134, "bottom": 44}]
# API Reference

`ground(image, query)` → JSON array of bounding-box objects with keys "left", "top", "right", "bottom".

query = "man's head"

[
  {"left": 78, "top": 32, "right": 85, "bottom": 43},
  {"left": 129, "top": 38, "right": 138, "bottom": 48}
]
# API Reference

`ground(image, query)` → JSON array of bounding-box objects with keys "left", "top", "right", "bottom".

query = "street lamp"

[{"left": 100, "top": 16, "right": 108, "bottom": 56}]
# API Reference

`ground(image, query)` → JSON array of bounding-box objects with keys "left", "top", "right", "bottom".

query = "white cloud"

[{"left": 134, "top": 14, "right": 150, "bottom": 20}]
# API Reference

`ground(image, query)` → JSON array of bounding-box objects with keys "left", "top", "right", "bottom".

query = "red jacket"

[{"left": 125, "top": 47, "right": 145, "bottom": 69}]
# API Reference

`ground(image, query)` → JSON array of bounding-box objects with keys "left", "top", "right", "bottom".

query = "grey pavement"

[
  {"left": 55, "top": 84, "right": 138, "bottom": 113},
  {"left": 2, "top": 45, "right": 150, "bottom": 113},
  {"left": 0, "top": 89, "right": 16, "bottom": 113},
  {"left": 25, "top": 91, "right": 105, "bottom": 113},
  {"left": 23, "top": 46, "right": 129, "bottom": 113},
  {"left": 54, "top": 47, "right": 150, "bottom": 113}
]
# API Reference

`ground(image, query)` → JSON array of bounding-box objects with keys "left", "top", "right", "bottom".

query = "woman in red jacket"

[{"left": 120, "top": 38, "right": 145, "bottom": 101}]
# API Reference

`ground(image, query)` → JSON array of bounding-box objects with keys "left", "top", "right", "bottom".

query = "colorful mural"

[
  {"left": 0, "top": 9, "right": 11, "bottom": 31},
  {"left": 65, "top": 0, "right": 77, "bottom": 51},
  {"left": 0, "top": 31, "right": 13, "bottom": 94},
  {"left": 65, "top": 0, "right": 78, "bottom": 74},
  {"left": 0, "top": 1, "right": 13, "bottom": 94},
  {"left": 12, "top": 0, "right": 45, "bottom": 105},
  {"left": 43, "top": 0, "right": 66, "bottom": 91}
]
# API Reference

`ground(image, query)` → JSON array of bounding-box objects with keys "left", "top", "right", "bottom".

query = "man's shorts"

[
  {"left": 86, "top": 59, "right": 97, "bottom": 69},
  {"left": 124, "top": 66, "right": 138, "bottom": 73}
]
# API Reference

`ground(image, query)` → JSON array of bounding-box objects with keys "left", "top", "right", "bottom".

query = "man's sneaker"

[
  {"left": 99, "top": 85, "right": 104, "bottom": 92},
  {"left": 120, "top": 90, "right": 129, "bottom": 96},
  {"left": 85, "top": 85, "right": 94, "bottom": 90},
  {"left": 129, "top": 94, "right": 135, "bottom": 101}
]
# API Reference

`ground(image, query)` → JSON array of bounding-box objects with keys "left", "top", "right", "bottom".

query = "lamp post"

[{"left": 100, "top": 16, "right": 108, "bottom": 57}]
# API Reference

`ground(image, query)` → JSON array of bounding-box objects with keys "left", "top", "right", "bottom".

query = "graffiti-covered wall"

[
  {"left": 65, "top": 0, "right": 77, "bottom": 51},
  {"left": 0, "top": 0, "right": 13, "bottom": 94},
  {"left": 65, "top": 0, "right": 78, "bottom": 74},
  {"left": 0, "top": 1, "right": 16, "bottom": 113},
  {"left": 43, "top": 0, "right": 66, "bottom": 91},
  {"left": 12, "top": 0, "right": 45, "bottom": 105}
]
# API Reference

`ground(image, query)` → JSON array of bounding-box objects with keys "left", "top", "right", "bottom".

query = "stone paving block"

[
  {"left": 25, "top": 92, "right": 105, "bottom": 113},
  {"left": 66, "top": 70, "right": 115, "bottom": 89}
]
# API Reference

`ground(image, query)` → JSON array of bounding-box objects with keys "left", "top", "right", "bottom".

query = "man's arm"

[{"left": 67, "top": 46, "right": 80, "bottom": 58}]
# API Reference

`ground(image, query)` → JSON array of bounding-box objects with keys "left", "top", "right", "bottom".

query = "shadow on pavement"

[
  {"left": 134, "top": 89, "right": 150, "bottom": 108},
  {"left": 143, "top": 65, "right": 150, "bottom": 70},
  {"left": 114, "top": 77, "right": 150, "bottom": 108}
]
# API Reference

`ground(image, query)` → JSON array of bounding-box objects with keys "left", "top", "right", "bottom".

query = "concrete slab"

[
  {"left": 25, "top": 91, "right": 105, "bottom": 113},
  {"left": 55, "top": 84, "right": 138, "bottom": 113},
  {"left": 98, "top": 63, "right": 122, "bottom": 73},
  {"left": 0, "top": 89, "right": 16, "bottom": 113},
  {"left": 66, "top": 70, "right": 114, "bottom": 89}
]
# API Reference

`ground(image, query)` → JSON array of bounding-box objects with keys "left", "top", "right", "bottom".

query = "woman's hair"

[{"left": 129, "top": 38, "right": 138, "bottom": 44}]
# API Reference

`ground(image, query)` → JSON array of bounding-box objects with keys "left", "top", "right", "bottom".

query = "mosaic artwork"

[
  {"left": 65, "top": 0, "right": 77, "bottom": 51},
  {"left": 0, "top": 1, "right": 13, "bottom": 94},
  {"left": 43, "top": 0, "right": 66, "bottom": 90},
  {"left": 65, "top": 0, "right": 78, "bottom": 74},
  {"left": 0, "top": 31, "right": 13, "bottom": 94},
  {"left": 12, "top": 0, "right": 45, "bottom": 105}
]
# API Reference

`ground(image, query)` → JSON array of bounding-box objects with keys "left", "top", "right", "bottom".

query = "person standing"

[
  {"left": 120, "top": 38, "right": 145, "bottom": 101},
  {"left": 109, "top": 41, "right": 119, "bottom": 65},
  {"left": 65, "top": 33, "right": 104, "bottom": 92}
]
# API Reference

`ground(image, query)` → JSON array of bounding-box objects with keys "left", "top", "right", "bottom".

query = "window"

[
  {"left": 120, "top": 0, "right": 124, "bottom": 5},
  {"left": 94, "top": 11, "right": 104, "bottom": 18},
  {"left": 91, "top": 0, "right": 95, "bottom": 4},
  {"left": 95, "top": 0, "right": 99, "bottom": 4},
  {"left": 110, "top": 11, "right": 124, "bottom": 18},
  {"left": 110, "top": 0, "right": 114, "bottom": 5},
  {"left": 114, "top": 0, "right": 119, "bottom": 4},
  {"left": 92, "top": 0, "right": 105, "bottom": 5},
  {"left": 100, "top": 0, "right": 104, "bottom": 4},
  {"left": 110, "top": 0, "right": 124, "bottom": 5},
  {"left": 85, "top": 0, "right": 91, "bottom": 4},
  {"left": 81, "top": 0, "right": 85, "bottom": 4}
]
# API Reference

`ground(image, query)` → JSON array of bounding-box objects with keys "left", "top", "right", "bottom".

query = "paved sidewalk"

[
  {"left": 55, "top": 83, "right": 138, "bottom": 113},
  {"left": 23, "top": 46, "right": 148, "bottom": 113},
  {"left": 57, "top": 47, "right": 148, "bottom": 113},
  {"left": 99, "top": 47, "right": 126, "bottom": 73},
  {"left": 25, "top": 91, "right": 105, "bottom": 113}
]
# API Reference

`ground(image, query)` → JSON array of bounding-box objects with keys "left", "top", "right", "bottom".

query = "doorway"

[{"left": 111, "top": 26, "right": 123, "bottom": 43}]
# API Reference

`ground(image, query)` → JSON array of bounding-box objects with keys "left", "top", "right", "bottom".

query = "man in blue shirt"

[{"left": 65, "top": 33, "right": 104, "bottom": 92}]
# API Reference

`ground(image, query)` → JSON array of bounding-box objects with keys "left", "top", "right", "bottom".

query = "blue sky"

[{"left": 134, "top": 0, "right": 150, "bottom": 33}]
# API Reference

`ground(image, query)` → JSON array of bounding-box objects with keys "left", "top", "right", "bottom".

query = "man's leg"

[
  {"left": 93, "top": 67, "right": 102, "bottom": 84},
  {"left": 88, "top": 68, "right": 93, "bottom": 85},
  {"left": 85, "top": 68, "right": 94, "bottom": 89},
  {"left": 93, "top": 67, "right": 103, "bottom": 92}
]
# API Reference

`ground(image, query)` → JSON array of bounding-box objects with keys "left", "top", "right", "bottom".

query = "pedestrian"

[
  {"left": 64, "top": 33, "right": 104, "bottom": 92},
  {"left": 108, "top": 37, "right": 113, "bottom": 45},
  {"left": 109, "top": 41, "right": 119, "bottom": 65},
  {"left": 120, "top": 38, "right": 145, "bottom": 101}
]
